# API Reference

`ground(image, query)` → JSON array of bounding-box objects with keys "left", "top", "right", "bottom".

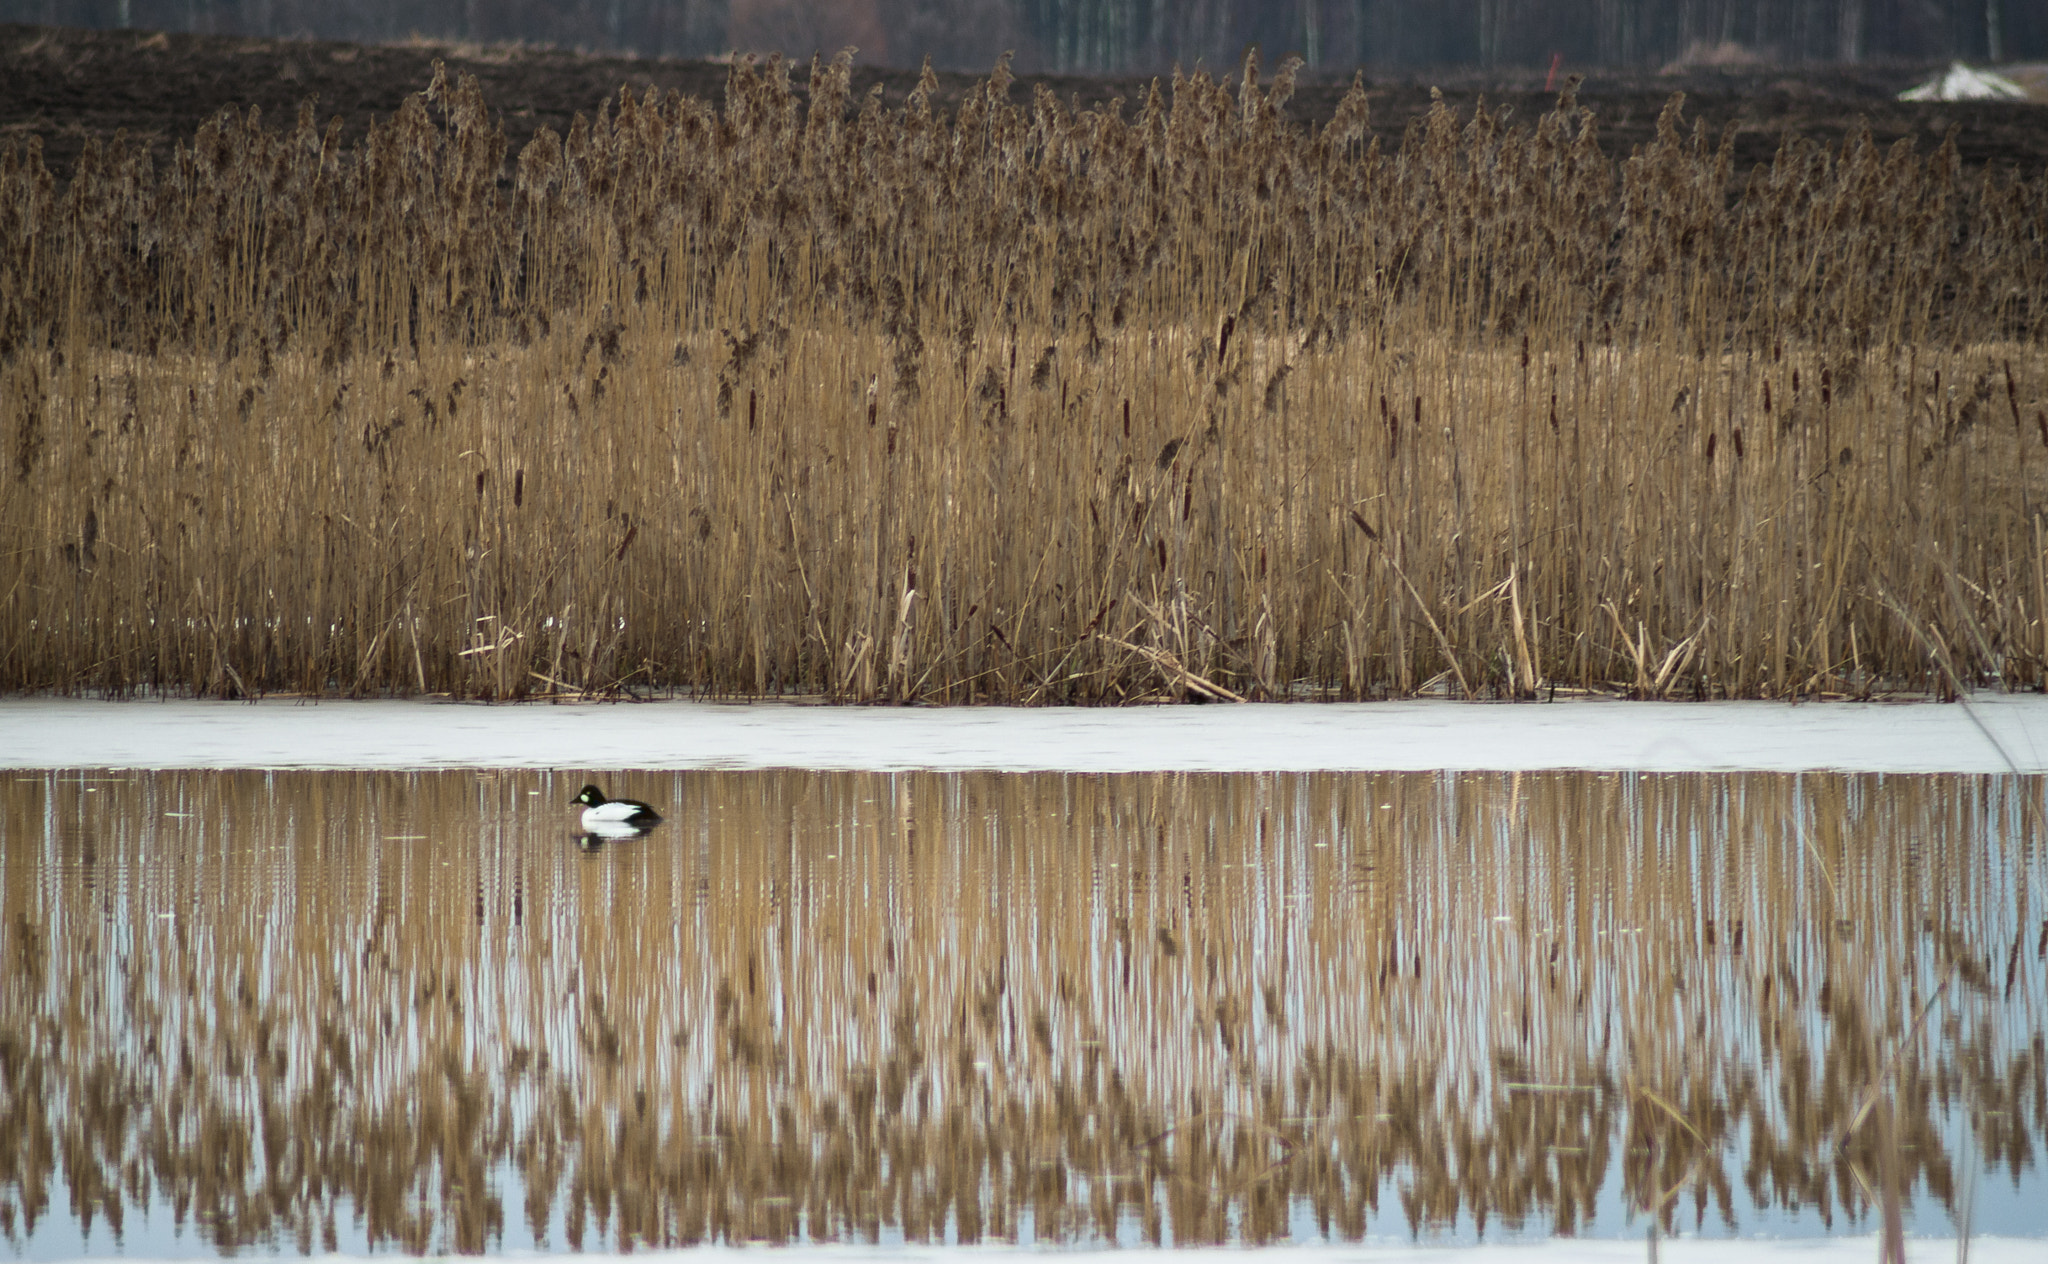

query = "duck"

[{"left": 573, "top": 784, "right": 662, "bottom": 832}]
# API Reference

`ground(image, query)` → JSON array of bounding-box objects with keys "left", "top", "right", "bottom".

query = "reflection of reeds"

[
  {"left": 0, "top": 768, "right": 2042, "bottom": 1248},
  {"left": 2, "top": 61, "right": 2045, "bottom": 699}
]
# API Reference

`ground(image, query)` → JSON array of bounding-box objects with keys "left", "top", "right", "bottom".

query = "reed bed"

[
  {"left": 3, "top": 54, "right": 2047, "bottom": 699},
  {"left": 0, "top": 767, "right": 2041, "bottom": 1248}
]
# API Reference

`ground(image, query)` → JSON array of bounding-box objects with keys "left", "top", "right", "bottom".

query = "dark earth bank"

[{"left": 3, "top": 21, "right": 2045, "bottom": 183}]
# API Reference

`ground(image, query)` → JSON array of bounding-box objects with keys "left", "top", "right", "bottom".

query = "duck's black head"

[{"left": 573, "top": 784, "right": 607, "bottom": 807}]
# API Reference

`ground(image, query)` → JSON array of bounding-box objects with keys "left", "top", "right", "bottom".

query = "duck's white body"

[
  {"left": 573, "top": 784, "right": 661, "bottom": 832},
  {"left": 581, "top": 799, "right": 655, "bottom": 825}
]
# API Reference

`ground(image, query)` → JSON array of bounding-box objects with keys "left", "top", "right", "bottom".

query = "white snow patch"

[
  {"left": 1900, "top": 61, "right": 2031, "bottom": 101},
  {"left": 4, "top": 694, "right": 2047, "bottom": 773}
]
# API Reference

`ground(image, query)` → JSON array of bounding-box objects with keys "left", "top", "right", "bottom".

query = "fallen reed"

[
  {"left": 2, "top": 54, "right": 2045, "bottom": 699},
  {"left": 1, "top": 768, "right": 2040, "bottom": 1247}
]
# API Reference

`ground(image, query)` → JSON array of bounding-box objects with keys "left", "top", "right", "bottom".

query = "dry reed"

[
  {"left": 2, "top": 55, "right": 2046, "bottom": 699},
  {"left": 0, "top": 767, "right": 2041, "bottom": 1247}
]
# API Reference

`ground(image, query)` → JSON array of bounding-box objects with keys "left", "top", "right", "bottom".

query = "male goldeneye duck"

[{"left": 573, "top": 784, "right": 662, "bottom": 832}]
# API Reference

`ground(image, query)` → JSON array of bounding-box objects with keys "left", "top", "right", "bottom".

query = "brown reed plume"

[{"left": 1, "top": 54, "right": 2044, "bottom": 699}]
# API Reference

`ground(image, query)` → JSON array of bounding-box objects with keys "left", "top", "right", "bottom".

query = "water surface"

[{"left": 2, "top": 769, "right": 2042, "bottom": 1254}]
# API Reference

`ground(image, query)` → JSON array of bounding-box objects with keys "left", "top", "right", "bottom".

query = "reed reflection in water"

[{"left": 1, "top": 768, "right": 2042, "bottom": 1253}]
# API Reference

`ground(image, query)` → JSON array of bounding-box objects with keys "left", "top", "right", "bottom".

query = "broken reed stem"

[{"left": 2, "top": 58, "right": 2045, "bottom": 700}]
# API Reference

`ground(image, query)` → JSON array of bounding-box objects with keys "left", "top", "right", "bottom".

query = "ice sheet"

[
  {"left": 3, "top": 694, "right": 2046, "bottom": 772},
  {"left": 54, "top": 1241, "right": 2039, "bottom": 1263}
]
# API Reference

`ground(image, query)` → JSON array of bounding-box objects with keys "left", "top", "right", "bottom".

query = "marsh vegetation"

[{"left": 2, "top": 54, "right": 2045, "bottom": 699}]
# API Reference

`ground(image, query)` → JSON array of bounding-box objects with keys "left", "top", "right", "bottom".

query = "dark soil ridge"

[{"left": 4, "top": 21, "right": 2045, "bottom": 184}]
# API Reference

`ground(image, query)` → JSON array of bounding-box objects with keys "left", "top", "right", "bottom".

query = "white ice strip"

[
  {"left": 630, "top": 1246, "right": 2036, "bottom": 1263},
  {"left": 66, "top": 1242, "right": 2028, "bottom": 1263},
  {"left": 4, "top": 694, "right": 2048, "bottom": 772},
  {"left": 713, "top": 1245, "right": 2034, "bottom": 1262}
]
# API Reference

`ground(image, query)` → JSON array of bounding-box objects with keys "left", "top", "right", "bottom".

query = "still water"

[{"left": 1, "top": 769, "right": 2043, "bottom": 1255}]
